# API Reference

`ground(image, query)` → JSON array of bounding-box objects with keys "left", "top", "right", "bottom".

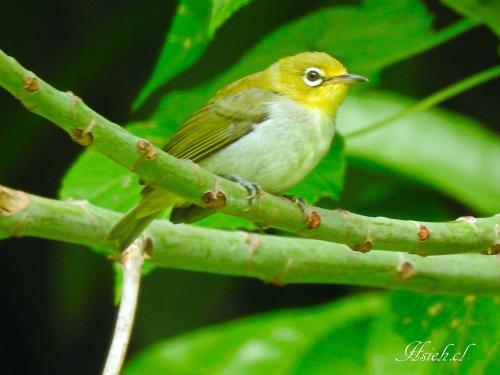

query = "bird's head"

[{"left": 265, "top": 52, "right": 368, "bottom": 117}]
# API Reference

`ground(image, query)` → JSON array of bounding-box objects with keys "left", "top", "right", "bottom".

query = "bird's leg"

[
  {"left": 218, "top": 174, "right": 261, "bottom": 204},
  {"left": 283, "top": 194, "right": 310, "bottom": 217}
]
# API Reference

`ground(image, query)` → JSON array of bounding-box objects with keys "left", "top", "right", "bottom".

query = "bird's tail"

[{"left": 108, "top": 190, "right": 171, "bottom": 250}]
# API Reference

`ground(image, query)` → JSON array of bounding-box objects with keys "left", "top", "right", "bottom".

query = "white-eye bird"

[{"left": 109, "top": 51, "right": 367, "bottom": 249}]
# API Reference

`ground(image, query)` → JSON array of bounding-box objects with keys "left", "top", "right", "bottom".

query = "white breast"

[{"left": 200, "top": 96, "right": 335, "bottom": 194}]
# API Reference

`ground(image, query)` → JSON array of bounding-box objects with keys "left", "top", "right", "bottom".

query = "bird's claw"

[
  {"left": 219, "top": 174, "right": 261, "bottom": 205},
  {"left": 283, "top": 194, "right": 309, "bottom": 216}
]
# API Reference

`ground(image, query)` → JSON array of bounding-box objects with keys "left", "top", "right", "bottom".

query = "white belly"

[{"left": 200, "top": 96, "right": 335, "bottom": 194}]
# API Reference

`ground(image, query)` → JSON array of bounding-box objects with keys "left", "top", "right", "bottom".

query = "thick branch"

[
  {"left": 1, "top": 185, "right": 499, "bottom": 295},
  {"left": 0, "top": 49, "right": 499, "bottom": 256}
]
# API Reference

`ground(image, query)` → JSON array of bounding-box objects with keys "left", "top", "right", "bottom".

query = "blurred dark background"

[{"left": 0, "top": 0, "right": 498, "bottom": 374}]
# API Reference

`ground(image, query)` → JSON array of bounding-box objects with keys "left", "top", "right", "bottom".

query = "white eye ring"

[{"left": 303, "top": 67, "right": 324, "bottom": 87}]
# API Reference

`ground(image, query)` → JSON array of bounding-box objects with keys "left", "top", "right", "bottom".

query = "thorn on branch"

[
  {"left": 0, "top": 187, "right": 30, "bottom": 216},
  {"left": 483, "top": 243, "right": 500, "bottom": 255},
  {"left": 352, "top": 239, "right": 372, "bottom": 253},
  {"left": 202, "top": 190, "right": 227, "bottom": 209},
  {"left": 72, "top": 119, "right": 95, "bottom": 146},
  {"left": 133, "top": 139, "right": 158, "bottom": 172},
  {"left": 22, "top": 75, "right": 39, "bottom": 93},
  {"left": 305, "top": 210, "right": 321, "bottom": 229},
  {"left": 136, "top": 139, "right": 158, "bottom": 161},
  {"left": 397, "top": 260, "right": 416, "bottom": 280},
  {"left": 417, "top": 225, "right": 430, "bottom": 241}
]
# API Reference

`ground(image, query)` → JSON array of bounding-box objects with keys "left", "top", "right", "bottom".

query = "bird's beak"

[{"left": 327, "top": 73, "right": 369, "bottom": 84}]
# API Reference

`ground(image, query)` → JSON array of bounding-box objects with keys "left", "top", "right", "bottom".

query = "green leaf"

[
  {"left": 287, "top": 134, "right": 345, "bottom": 203},
  {"left": 133, "top": 0, "right": 252, "bottom": 110},
  {"left": 338, "top": 90, "right": 500, "bottom": 214},
  {"left": 209, "top": 0, "right": 252, "bottom": 35},
  {"left": 60, "top": 148, "right": 142, "bottom": 212},
  {"left": 125, "top": 291, "right": 499, "bottom": 374},
  {"left": 123, "top": 294, "right": 384, "bottom": 375},
  {"left": 382, "top": 291, "right": 500, "bottom": 374},
  {"left": 59, "top": 121, "right": 166, "bottom": 212},
  {"left": 441, "top": 0, "right": 500, "bottom": 36}
]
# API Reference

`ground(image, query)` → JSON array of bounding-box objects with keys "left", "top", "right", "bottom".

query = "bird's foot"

[
  {"left": 283, "top": 194, "right": 309, "bottom": 215},
  {"left": 219, "top": 174, "right": 261, "bottom": 204},
  {"left": 283, "top": 195, "right": 321, "bottom": 229}
]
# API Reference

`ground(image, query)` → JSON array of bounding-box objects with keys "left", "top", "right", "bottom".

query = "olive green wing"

[{"left": 164, "top": 88, "right": 277, "bottom": 163}]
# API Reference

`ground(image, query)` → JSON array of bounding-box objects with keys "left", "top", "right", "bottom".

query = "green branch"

[
  {"left": 1, "top": 185, "right": 499, "bottom": 295},
  {"left": 0, "top": 48, "right": 499, "bottom": 256}
]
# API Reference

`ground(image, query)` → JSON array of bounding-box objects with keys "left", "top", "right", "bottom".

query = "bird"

[{"left": 108, "top": 51, "right": 367, "bottom": 250}]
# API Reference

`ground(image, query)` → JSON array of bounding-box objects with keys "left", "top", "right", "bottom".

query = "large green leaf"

[
  {"left": 124, "top": 291, "right": 499, "bottom": 374},
  {"left": 338, "top": 90, "right": 500, "bottom": 214},
  {"left": 133, "top": 0, "right": 252, "bottom": 110},
  {"left": 441, "top": 0, "right": 500, "bottom": 36},
  {"left": 209, "top": 0, "right": 252, "bottom": 35},
  {"left": 123, "top": 294, "right": 384, "bottom": 375},
  {"left": 60, "top": 121, "right": 165, "bottom": 212}
]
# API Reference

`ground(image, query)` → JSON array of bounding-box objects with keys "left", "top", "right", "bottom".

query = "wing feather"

[{"left": 164, "top": 88, "right": 277, "bottom": 163}]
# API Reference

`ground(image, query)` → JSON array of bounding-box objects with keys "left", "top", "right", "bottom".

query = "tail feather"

[
  {"left": 108, "top": 190, "right": 171, "bottom": 250},
  {"left": 108, "top": 209, "right": 159, "bottom": 251},
  {"left": 170, "top": 204, "right": 215, "bottom": 224}
]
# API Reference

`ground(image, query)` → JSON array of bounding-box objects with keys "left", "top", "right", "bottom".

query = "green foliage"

[
  {"left": 209, "top": 0, "right": 252, "bottom": 35},
  {"left": 124, "top": 294, "right": 384, "bottom": 375},
  {"left": 125, "top": 293, "right": 500, "bottom": 374},
  {"left": 386, "top": 291, "right": 500, "bottom": 374},
  {"left": 339, "top": 90, "right": 500, "bottom": 214},
  {"left": 441, "top": 0, "right": 500, "bottom": 36},
  {"left": 133, "top": 0, "right": 253, "bottom": 110}
]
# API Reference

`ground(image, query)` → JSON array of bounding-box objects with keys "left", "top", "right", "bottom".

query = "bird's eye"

[{"left": 303, "top": 67, "right": 324, "bottom": 87}]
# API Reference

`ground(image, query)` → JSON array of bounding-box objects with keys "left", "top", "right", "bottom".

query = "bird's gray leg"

[
  {"left": 283, "top": 195, "right": 309, "bottom": 216},
  {"left": 218, "top": 174, "right": 261, "bottom": 204}
]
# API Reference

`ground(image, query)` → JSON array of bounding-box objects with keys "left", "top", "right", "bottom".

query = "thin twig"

[
  {"left": 102, "top": 238, "right": 146, "bottom": 375},
  {"left": 345, "top": 65, "right": 500, "bottom": 139}
]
